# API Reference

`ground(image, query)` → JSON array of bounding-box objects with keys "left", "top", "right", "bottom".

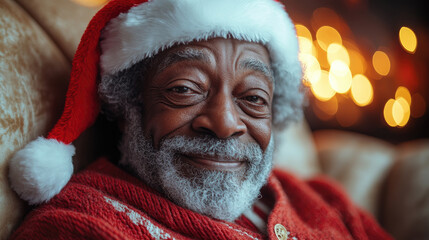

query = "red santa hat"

[{"left": 9, "top": 0, "right": 301, "bottom": 205}]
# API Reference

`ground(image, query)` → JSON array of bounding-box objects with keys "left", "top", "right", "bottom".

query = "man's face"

[
  {"left": 121, "top": 38, "right": 275, "bottom": 221},
  {"left": 142, "top": 37, "right": 273, "bottom": 161}
]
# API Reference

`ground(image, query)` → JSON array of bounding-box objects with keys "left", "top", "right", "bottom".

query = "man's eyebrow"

[
  {"left": 239, "top": 58, "right": 274, "bottom": 81},
  {"left": 156, "top": 47, "right": 209, "bottom": 74}
]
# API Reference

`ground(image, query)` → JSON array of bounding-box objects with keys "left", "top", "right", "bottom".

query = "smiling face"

[
  {"left": 117, "top": 38, "right": 275, "bottom": 221},
  {"left": 141, "top": 38, "right": 274, "bottom": 168}
]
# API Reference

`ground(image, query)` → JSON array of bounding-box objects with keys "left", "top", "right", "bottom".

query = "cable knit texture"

[{"left": 10, "top": 158, "right": 392, "bottom": 240}]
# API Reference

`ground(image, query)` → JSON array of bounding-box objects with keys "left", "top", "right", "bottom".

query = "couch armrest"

[
  {"left": 381, "top": 140, "right": 429, "bottom": 240},
  {"left": 0, "top": 0, "right": 70, "bottom": 237},
  {"left": 313, "top": 130, "right": 396, "bottom": 217},
  {"left": 273, "top": 121, "right": 322, "bottom": 178}
]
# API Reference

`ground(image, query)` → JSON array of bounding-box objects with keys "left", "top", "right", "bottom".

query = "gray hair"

[{"left": 98, "top": 58, "right": 153, "bottom": 119}]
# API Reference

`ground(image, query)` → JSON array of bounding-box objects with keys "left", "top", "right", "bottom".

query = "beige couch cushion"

[
  {"left": 0, "top": 1, "right": 101, "bottom": 239},
  {"left": 381, "top": 140, "right": 429, "bottom": 240},
  {"left": 15, "top": 0, "right": 99, "bottom": 60},
  {"left": 273, "top": 121, "right": 321, "bottom": 178},
  {"left": 313, "top": 130, "right": 396, "bottom": 217},
  {"left": 0, "top": 0, "right": 70, "bottom": 238}
]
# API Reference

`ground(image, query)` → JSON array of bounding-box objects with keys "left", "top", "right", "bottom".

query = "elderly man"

[{"left": 9, "top": 0, "right": 392, "bottom": 239}]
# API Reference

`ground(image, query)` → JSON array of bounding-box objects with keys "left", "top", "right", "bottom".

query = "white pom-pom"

[{"left": 9, "top": 137, "right": 75, "bottom": 205}]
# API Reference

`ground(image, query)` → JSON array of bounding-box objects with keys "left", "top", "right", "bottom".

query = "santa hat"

[{"left": 9, "top": 0, "right": 301, "bottom": 205}]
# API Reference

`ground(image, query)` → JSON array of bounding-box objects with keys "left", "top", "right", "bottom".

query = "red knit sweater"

[{"left": 11, "top": 158, "right": 392, "bottom": 240}]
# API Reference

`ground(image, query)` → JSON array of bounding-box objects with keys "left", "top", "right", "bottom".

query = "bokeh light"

[
  {"left": 395, "top": 86, "right": 412, "bottom": 105},
  {"left": 351, "top": 74, "right": 373, "bottom": 106},
  {"left": 392, "top": 100, "right": 404, "bottom": 125},
  {"left": 311, "top": 70, "right": 336, "bottom": 101},
  {"left": 394, "top": 97, "right": 410, "bottom": 127},
  {"left": 297, "top": 10, "right": 425, "bottom": 133},
  {"left": 70, "top": 0, "right": 108, "bottom": 7},
  {"left": 296, "top": 24, "right": 313, "bottom": 41},
  {"left": 399, "top": 26, "right": 417, "bottom": 53},
  {"left": 348, "top": 49, "right": 366, "bottom": 75},
  {"left": 327, "top": 43, "right": 350, "bottom": 66},
  {"left": 314, "top": 40, "right": 330, "bottom": 68},
  {"left": 344, "top": 41, "right": 367, "bottom": 75},
  {"left": 384, "top": 99, "right": 397, "bottom": 127},
  {"left": 329, "top": 60, "right": 352, "bottom": 93},
  {"left": 300, "top": 53, "right": 321, "bottom": 85},
  {"left": 298, "top": 37, "right": 317, "bottom": 56},
  {"left": 316, "top": 26, "right": 342, "bottom": 51},
  {"left": 313, "top": 96, "right": 338, "bottom": 120},
  {"left": 384, "top": 97, "right": 411, "bottom": 128},
  {"left": 372, "top": 50, "right": 391, "bottom": 76}
]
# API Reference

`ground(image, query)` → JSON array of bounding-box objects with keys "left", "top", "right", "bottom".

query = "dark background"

[{"left": 283, "top": 0, "right": 429, "bottom": 144}]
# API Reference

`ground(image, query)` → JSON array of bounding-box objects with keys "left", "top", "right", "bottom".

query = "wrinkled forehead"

[{"left": 150, "top": 38, "right": 274, "bottom": 81}]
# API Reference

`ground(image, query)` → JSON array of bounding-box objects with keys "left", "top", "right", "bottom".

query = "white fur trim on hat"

[
  {"left": 9, "top": 137, "right": 75, "bottom": 205},
  {"left": 100, "top": 0, "right": 300, "bottom": 78}
]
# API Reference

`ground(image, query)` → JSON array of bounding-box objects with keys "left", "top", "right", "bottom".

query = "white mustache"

[{"left": 159, "top": 136, "right": 264, "bottom": 163}]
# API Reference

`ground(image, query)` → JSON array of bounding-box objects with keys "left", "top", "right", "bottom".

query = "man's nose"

[{"left": 191, "top": 94, "right": 247, "bottom": 139}]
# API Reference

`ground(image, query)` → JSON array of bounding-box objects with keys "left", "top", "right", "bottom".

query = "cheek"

[
  {"left": 245, "top": 118, "right": 272, "bottom": 151},
  {"left": 142, "top": 105, "right": 197, "bottom": 147}
]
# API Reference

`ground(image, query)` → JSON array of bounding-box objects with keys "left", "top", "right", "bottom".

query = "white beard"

[{"left": 120, "top": 108, "right": 274, "bottom": 222}]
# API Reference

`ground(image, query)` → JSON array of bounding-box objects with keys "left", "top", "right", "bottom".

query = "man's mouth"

[{"left": 180, "top": 154, "right": 245, "bottom": 171}]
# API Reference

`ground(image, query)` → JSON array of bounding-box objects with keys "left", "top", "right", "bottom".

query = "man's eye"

[
  {"left": 244, "top": 95, "right": 266, "bottom": 105},
  {"left": 169, "top": 86, "right": 190, "bottom": 93}
]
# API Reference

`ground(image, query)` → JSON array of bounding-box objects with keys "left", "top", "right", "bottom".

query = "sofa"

[{"left": 1, "top": 0, "right": 428, "bottom": 239}]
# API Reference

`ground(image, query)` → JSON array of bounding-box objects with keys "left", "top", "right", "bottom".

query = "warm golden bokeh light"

[
  {"left": 348, "top": 49, "right": 366, "bottom": 75},
  {"left": 70, "top": 0, "right": 108, "bottom": 7},
  {"left": 316, "top": 26, "right": 342, "bottom": 51},
  {"left": 300, "top": 53, "right": 321, "bottom": 85},
  {"left": 313, "top": 96, "right": 338, "bottom": 120},
  {"left": 384, "top": 96, "right": 412, "bottom": 128},
  {"left": 314, "top": 40, "right": 329, "bottom": 68},
  {"left": 396, "top": 97, "right": 410, "bottom": 127},
  {"left": 296, "top": 24, "right": 313, "bottom": 41},
  {"left": 392, "top": 100, "right": 404, "bottom": 125},
  {"left": 411, "top": 93, "right": 426, "bottom": 118},
  {"left": 298, "top": 37, "right": 315, "bottom": 55},
  {"left": 395, "top": 86, "right": 412, "bottom": 105},
  {"left": 329, "top": 60, "right": 352, "bottom": 93},
  {"left": 384, "top": 99, "right": 397, "bottom": 127},
  {"left": 316, "top": 96, "right": 339, "bottom": 116},
  {"left": 351, "top": 74, "right": 373, "bottom": 106},
  {"left": 399, "top": 26, "right": 417, "bottom": 53},
  {"left": 312, "top": 103, "right": 331, "bottom": 121},
  {"left": 372, "top": 51, "right": 391, "bottom": 76},
  {"left": 327, "top": 43, "right": 350, "bottom": 66},
  {"left": 311, "top": 70, "right": 336, "bottom": 101}
]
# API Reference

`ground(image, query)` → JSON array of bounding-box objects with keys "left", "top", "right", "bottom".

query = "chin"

[{"left": 120, "top": 109, "right": 274, "bottom": 221}]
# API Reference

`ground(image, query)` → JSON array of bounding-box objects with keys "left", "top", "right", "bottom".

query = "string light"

[
  {"left": 316, "top": 26, "right": 342, "bottom": 51},
  {"left": 70, "top": 0, "right": 108, "bottom": 7},
  {"left": 372, "top": 51, "right": 391, "bottom": 76},
  {"left": 395, "top": 86, "right": 412, "bottom": 105},
  {"left": 298, "top": 10, "right": 423, "bottom": 129},
  {"left": 399, "top": 27, "right": 417, "bottom": 53},
  {"left": 351, "top": 74, "right": 373, "bottom": 107},
  {"left": 300, "top": 53, "right": 322, "bottom": 85},
  {"left": 327, "top": 43, "right": 350, "bottom": 66},
  {"left": 384, "top": 99, "right": 397, "bottom": 127},
  {"left": 329, "top": 60, "right": 352, "bottom": 94},
  {"left": 311, "top": 70, "right": 336, "bottom": 101}
]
